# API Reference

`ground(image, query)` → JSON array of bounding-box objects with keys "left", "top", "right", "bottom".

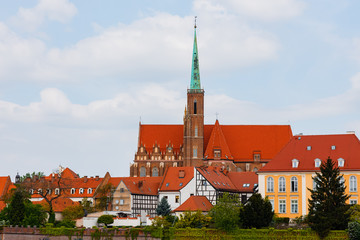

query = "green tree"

[
  {"left": 97, "top": 215, "right": 114, "bottom": 227},
  {"left": 7, "top": 190, "right": 26, "bottom": 225},
  {"left": 156, "top": 197, "right": 171, "bottom": 216},
  {"left": 62, "top": 204, "right": 84, "bottom": 221},
  {"left": 240, "top": 193, "right": 274, "bottom": 228},
  {"left": 175, "top": 210, "right": 211, "bottom": 228},
  {"left": 308, "top": 157, "right": 350, "bottom": 238},
  {"left": 95, "top": 183, "right": 115, "bottom": 211},
  {"left": 22, "top": 202, "right": 47, "bottom": 226},
  {"left": 209, "top": 193, "right": 241, "bottom": 232}
]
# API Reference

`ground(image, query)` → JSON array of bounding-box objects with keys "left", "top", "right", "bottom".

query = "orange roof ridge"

[
  {"left": 204, "top": 120, "right": 233, "bottom": 160},
  {"left": 174, "top": 196, "right": 212, "bottom": 212}
]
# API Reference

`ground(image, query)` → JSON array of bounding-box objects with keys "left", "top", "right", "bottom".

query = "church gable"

[{"left": 204, "top": 120, "right": 233, "bottom": 160}]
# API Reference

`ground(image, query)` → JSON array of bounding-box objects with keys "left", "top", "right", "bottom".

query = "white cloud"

[{"left": 10, "top": 0, "right": 77, "bottom": 32}]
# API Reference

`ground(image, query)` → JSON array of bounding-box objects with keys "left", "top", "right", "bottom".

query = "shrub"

[
  {"left": 97, "top": 215, "right": 114, "bottom": 227},
  {"left": 349, "top": 221, "right": 360, "bottom": 240}
]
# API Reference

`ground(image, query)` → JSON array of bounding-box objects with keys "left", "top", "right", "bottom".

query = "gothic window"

[
  {"left": 193, "top": 147, "right": 198, "bottom": 158},
  {"left": 350, "top": 176, "right": 357, "bottom": 192},
  {"left": 195, "top": 126, "right": 198, "bottom": 137},
  {"left": 194, "top": 100, "right": 197, "bottom": 114},
  {"left": 291, "top": 177, "right": 298, "bottom": 192},
  {"left": 279, "top": 177, "right": 286, "bottom": 192},
  {"left": 267, "top": 177, "right": 274, "bottom": 192},
  {"left": 140, "top": 167, "right": 146, "bottom": 177},
  {"left": 152, "top": 167, "right": 159, "bottom": 177}
]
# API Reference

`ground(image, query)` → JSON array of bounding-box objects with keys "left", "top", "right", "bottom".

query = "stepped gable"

[
  {"left": 204, "top": 120, "right": 233, "bottom": 160},
  {"left": 122, "top": 177, "right": 162, "bottom": 195},
  {"left": 196, "top": 166, "right": 237, "bottom": 192},
  {"left": 204, "top": 124, "right": 292, "bottom": 162},
  {"left": 227, "top": 172, "right": 258, "bottom": 192},
  {"left": 159, "top": 167, "right": 194, "bottom": 191},
  {"left": 138, "top": 124, "right": 183, "bottom": 153},
  {"left": 174, "top": 196, "right": 212, "bottom": 212},
  {"left": 259, "top": 133, "right": 360, "bottom": 172}
]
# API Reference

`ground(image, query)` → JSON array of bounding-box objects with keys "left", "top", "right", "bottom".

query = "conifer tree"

[
  {"left": 240, "top": 193, "right": 273, "bottom": 228},
  {"left": 308, "top": 157, "right": 350, "bottom": 238},
  {"left": 156, "top": 197, "right": 171, "bottom": 216}
]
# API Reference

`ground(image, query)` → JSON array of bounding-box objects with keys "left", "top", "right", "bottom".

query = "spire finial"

[
  {"left": 194, "top": 16, "right": 197, "bottom": 28},
  {"left": 215, "top": 112, "right": 219, "bottom": 120}
]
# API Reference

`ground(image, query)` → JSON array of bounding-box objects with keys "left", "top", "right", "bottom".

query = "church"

[{"left": 130, "top": 23, "right": 293, "bottom": 177}]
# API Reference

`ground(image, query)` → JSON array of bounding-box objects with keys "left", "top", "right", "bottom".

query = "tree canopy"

[
  {"left": 156, "top": 197, "right": 171, "bottom": 216},
  {"left": 308, "top": 157, "right": 350, "bottom": 238},
  {"left": 240, "top": 193, "right": 273, "bottom": 228}
]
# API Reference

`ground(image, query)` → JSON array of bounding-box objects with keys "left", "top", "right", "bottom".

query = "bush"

[
  {"left": 55, "top": 219, "right": 76, "bottom": 228},
  {"left": 349, "top": 221, "right": 360, "bottom": 240},
  {"left": 97, "top": 215, "right": 114, "bottom": 227}
]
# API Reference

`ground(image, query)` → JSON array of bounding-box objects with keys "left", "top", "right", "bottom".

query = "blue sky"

[{"left": 1, "top": 0, "right": 360, "bottom": 179}]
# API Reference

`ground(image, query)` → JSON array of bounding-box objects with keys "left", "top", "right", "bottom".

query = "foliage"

[
  {"left": 156, "top": 197, "right": 171, "bottom": 216},
  {"left": 81, "top": 197, "right": 94, "bottom": 215},
  {"left": 347, "top": 204, "right": 360, "bottom": 223},
  {"left": 54, "top": 219, "right": 76, "bottom": 228},
  {"left": 151, "top": 216, "right": 173, "bottom": 228},
  {"left": 22, "top": 201, "right": 47, "bottom": 226},
  {"left": 95, "top": 183, "right": 115, "bottom": 211},
  {"left": 175, "top": 210, "right": 211, "bottom": 228},
  {"left": 20, "top": 172, "right": 45, "bottom": 182},
  {"left": 308, "top": 157, "right": 350, "bottom": 239},
  {"left": 209, "top": 193, "right": 241, "bottom": 232},
  {"left": 62, "top": 204, "right": 84, "bottom": 220},
  {"left": 240, "top": 193, "right": 274, "bottom": 228},
  {"left": 97, "top": 214, "right": 114, "bottom": 227},
  {"left": 349, "top": 221, "right": 360, "bottom": 240},
  {"left": 7, "top": 190, "right": 26, "bottom": 225}
]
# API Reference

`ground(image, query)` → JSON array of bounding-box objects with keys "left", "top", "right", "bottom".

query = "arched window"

[
  {"left": 55, "top": 188, "right": 60, "bottom": 195},
  {"left": 350, "top": 176, "right": 357, "bottom": 192},
  {"left": 194, "top": 100, "right": 197, "bottom": 114},
  {"left": 79, "top": 188, "right": 84, "bottom": 194},
  {"left": 291, "top": 176, "right": 298, "bottom": 192},
  {"left": 314, "top": 158, "right": 321, "bottom": 167},
  {"left": 152, "top": 167, "right": 159, "bottom": 177},
  {"left": 195, "top": 126, "right": 198, "bottom": 137},
  {"left": 267, "top": 177, "right": 274, "bottom": 192},
  {"left": 87, "top": 188, "right": 93, "bottom": 194},
  {"left": 70, "top": 188, "right": 75, "bottom": 194},
  {"left": 140, "top": 167, "right": 146, "bottom": 177},
  {"left": 338, "top": 158, "right": 345, "bottom": 167},
  {"left": 279, "top": 177, "right": 286, "bottom": 192}
]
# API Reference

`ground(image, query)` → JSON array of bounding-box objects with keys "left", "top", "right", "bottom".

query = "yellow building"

[{"left": 258, "top": 133, "right": 360, "bottom": 218}]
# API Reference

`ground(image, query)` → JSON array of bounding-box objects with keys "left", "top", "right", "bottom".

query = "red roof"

[
  {"left": 61, "top": 168, "right": 79, "bottom": 179},
  {"left": 122, "top": 177, "right": 162, "bottom": 195},
  {"left": 174, "top": 196, "right": 212, "bottom": 212},
  {"left": 0, "top": 201, "right": 6, "bottom": 211},
  {"left": 138, "top": 123, "right": 292, "bottom": 162},
  {"left": 204, "top": 120, "right": 233, "bottom": 160},
  {"left": 33, "top": 197, "right": 80, "bottom": 212},
  {"left": 0, "top": 176, "right": 11, "bottom": 198},
  {"left": 259, "top": 134, "right": 360, "bottom": 172},
  {"left": 159, "top": 167, "right": 194, "bottom": 191},
  {"left": 196, "top": 166, "right": 237, "bottom": 191},
  {"left": 227, "top": 172, "right": 258, "bottom": 192}
]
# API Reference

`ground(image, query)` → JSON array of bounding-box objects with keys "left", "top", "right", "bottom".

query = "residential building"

[{"left": 173, "top": 195, "right": 212, "bottom": 218}]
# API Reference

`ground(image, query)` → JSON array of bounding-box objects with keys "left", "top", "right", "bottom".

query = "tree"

[
  {"left": 175, "top": 210, "right": 211, "bottom": 228},
  {"left": 97, "top": 215, "right": 114, "bottom": 227},
  {"left": 156, "top": 197, "right": 171, "bottom": 216},
  {"left": 95, "top": 183, "right": 115, "bottom": 211},
  {"left": 62, "top": 205, "right": 84, "bottom": 221},
  {"left": 209, "top": 193, "right": 241, "bottom": 232},
  {"left": 7, "top": 190, "right": 26, "bottom": 225},
  {"left": 240, "top": 193, "right": 273, "bottom": 228},
  {"left": 308, "top": 157, "right": 350, "bottom": 238}
]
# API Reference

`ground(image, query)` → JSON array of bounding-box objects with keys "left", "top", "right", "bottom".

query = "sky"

[{"left": 1, "top": 0, "right": 360, "bottom": 180}]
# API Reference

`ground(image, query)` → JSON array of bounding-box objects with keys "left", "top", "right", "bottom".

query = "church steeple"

[{"left": 190, "top": 17, "right": 201, "bottom": 90}]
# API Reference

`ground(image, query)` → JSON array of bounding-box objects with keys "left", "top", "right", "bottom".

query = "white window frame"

[
  {"left": 269, "top": 199, "right": 274, "bottom": 211},
  {"left": 291, "top": 176, "right": 298, "bottom": 192},
  {"left": 279, "top": 199, "right": 286, "bottom": 213},
  {"left": 292, "top": 159, "right": 299, "bottom": 168},
  {"left": 55, "top": 188, "right": 60, "bottom": 195},
  {"left": 79, "top": 188, "right": 84, "bottom": 194},
  {"left": 314, "top": 158, "right": 321, "bottom": 168},
  {"left": 291, "top": 199, "right": 298, "bottom": 213},
  {"left": 338, "top": 158, "right": 344, "bottom": 167},
  {"left": 350, "top": 199, "right": 358, "bottom": 205},
  {"left": 120, "top": 199, "right": 124, "bottom": 205},
  {"left": 87, "top": 188, "right": 92, "bottom": 194},
  {"left": 267, "top": 177, "right": 274, "bottom": 192},
  {"left": 350, "top": 176, "right": 357, "bottom": 192},
  {"left": 279, "top": 177, "right": 286, "bottom": 192},
  {"left": 71, "top": 188, "right": 75, "bottom": 194}
]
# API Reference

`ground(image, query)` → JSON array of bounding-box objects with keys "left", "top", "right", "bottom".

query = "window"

[
  {"left": 79, "top": 188, "right": 84, "bottom": 194},
  {"left": 313, "top": 178, "right": 318, "bottom": 190},
  {"left": 195, "top": 126, "right": 198, "bottom": 137},
  {"left": 140, "top": 167, "right": 146, "bottom": 177},
  {"left": 350, "top": 199, "right": 358, "bottom": 205},
  {"left": 350, "top": 176, "right": 357, "bottom": 192},
  {"left": 338, "top": 158, "right": 344, "bottom": 167},
  {"left": 292, "top": 159, "right": 299, "bottom": 168},
  {"left": 253, "top": 167, "right": 258, "bottom": 172},
  {"left": 236, "top": 167, "right": 242, "bottom": 172},
  {"left": 38, "top": 189, "right": 42, "bottom": 194},
  {"left": 115, "top": 200, "right": 119, "bottom": 204},
  {"left": 193, "top": 147, "right": 197, "bottom": 158},
  {"left": 291, "top": 177, "right": 298, "bottom": 192},
  {"left": 331, "top": 145, "right": 336, "bottom": 150},
  {"left": 87, "top": 188, "right": 92, "bottom": 194},
  {"left": 120, "top": 188, "right": 124, "bottom": 193},
  {"left": 267, "top": 177, "right": 274, "bottom": 192},
  {"left": 340, "top": 176, "right": 345, "bottom": 186},
  {"left": 175, "top": 196, "right": 179, "bottom": 203},
  {"left": 202, "top": 180, "right": 207, "bottom": 186},
  {"left": 246, "top": 163, "right": 250, "bottom": 171},
  {"left": 71, "top": 188, "right": 75, "bottom": 194},
  {"left": 314, "top": 158, "right": 321, "bottom": 168},
  {"left": 279, "top": 177, "right": 286, "bottom": 192},
  {"left": 120, "top": 199, "right": 124, "bottom": 205},
  {"left": 253, "top": 154, "right": 261, "bottom": 161},
  {"left": 55, "top": 188, "right": 60, "bottom": 195},
  {"left": 269, "top": 199, "right": 274, "bottom": 211},
  {"left": 291, "top": 200, "right": 298, "bottom": 213},
  {"left": 46, "top": 189, "right": 51, "bottom": 195},
  {"left": 214, "top": 149, "right": 221, "bottom": 158},
  {"left": 29, "top": 189, "right": 34, "bottom": 195},
  {"left": 279, "top": 199, "right": 286, "bottom": 213},
  {"left": 307, "top": 146, "right": 311, "bottom": 150},
  {"left": 194, "top": 100, "right": 197, "bottom": 114},
  {"left": 152, "top": 167, "right": 159, "bottom": 177}
]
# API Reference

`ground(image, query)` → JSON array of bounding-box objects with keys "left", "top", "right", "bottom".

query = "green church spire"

[{"left": 190, "top": 17, "right": 201, "bottom": 90}]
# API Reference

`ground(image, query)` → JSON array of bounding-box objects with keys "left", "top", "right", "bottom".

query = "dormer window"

[
  {"left": 292, "top": 159, "right": 299, "bottom": 168},
  {"left": 331, "top": 145, "right": 336, "bottom": 150},
  {"left": 307, "top": 146, "right": 312, "bottom": 150},
  {"left": 79, "top": 188, "right": 84, "bottom": 194},
  {"left": 87, "top": 188, "right": 92, "bottom": 194},
  {"left": 71, "top": 188, "right": 75, "bottom": 194},
  {"left": 338, "top": 158, "right": 344, "bottom": 167},
  {"left": 315, "top": 158, "right": 321, "bottom": 168},
  {"left": 55, "top": 188, "right": 60, "bottom": 195},
  {"left": 254, "top": 154, "right": 261, "bottom": 161},
  {"left": 214, "top": 149, "right": 221, "bottom": 158}
]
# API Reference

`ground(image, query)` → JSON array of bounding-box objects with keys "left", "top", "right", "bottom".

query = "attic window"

[
  {"left": 315, "top": 158, "right": 321, "bottom": 168},
  {"left": 338, "top": 158, "right": 344, "bottom": 167},
  {"left": 331, "top": 145, "right": 336, "bottom": 150},
  {"left": 243, "top": 184, "right": 250, "bottom": 187},
  {"left": 79, "top": 188, "right": 84, "bottom": 194},
  {"left": 179, "top": 183, "right": 183, "bottom": 187},
  {"left": 307, "top": 146, "right": 312, "bottom": 150},
  {"left": 166, "top": 183, "right": 169, "bottom": 187},
  {"left": 253, "top": 154, "right": 261, "bottom": 161},
  {"left": 70, "top": 188, "right": 75, "bottom": 194},
  {"left": 202, "top": 180, "right": 207, "bottom": 186},
  {"left": 292, "top": 159, "right": 299, "bottom": 168},
  {"left": 214, "top": 149, "right": 221, "bottom": 158}
]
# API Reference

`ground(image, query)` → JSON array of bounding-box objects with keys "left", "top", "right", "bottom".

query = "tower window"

[
  {"left": 193, "top": 147, "right": 198, "bottom": 158},
  {"left": 195, "top": 126, "right": 198, "bottom": 137},
  {"left": 194, "top": 100, "right": 197, "bottom": 114}
]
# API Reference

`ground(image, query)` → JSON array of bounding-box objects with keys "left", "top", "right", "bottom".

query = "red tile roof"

[
  {"left": 61, "top": 168, "right": 79, "bottom": 179},
  {"left": 0, "top": 201, "right": 6, "bottom": 211},
  {"left": 174, "top": 196, "right": 212, "bottom": 212},
  {"left": 33, "top": 197, "right": 80, "bottom": 212},
  {"left": 122, "top": 177, "right": 162, "bottom": 196},
  {"left": 159, "top": 167, "right": 194, "bottom": 192},
  {"left": 196, "top": 166, "right": 238, "bottom": 192},
  {"left": 227, "top": 172, "right": 258, "bottom": 192},
  {"left": 138, "top": 123, "right": 292, "bottom": 162},
  {"left": 259, "top": 134, "right": 360, "bottom": 172},
  {"left": 0, "top": 176, "right": 12, "bottom": 198},
  {"left": 204, "top": 120, "right": 233, "bottom": 160}
]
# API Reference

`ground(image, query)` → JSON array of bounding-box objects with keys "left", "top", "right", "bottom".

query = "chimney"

[
  {"left": 138, "top": 180, "right": 143, "bottom": 189},
  {"left": 179, "top": 170, "right": 185, "bottom": 178},
  {"left": 83, "top": 176, "right": 88, "bottom": 183},
  {"left": 95, "top": 175, "right": 99, "bottom": 181}
]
